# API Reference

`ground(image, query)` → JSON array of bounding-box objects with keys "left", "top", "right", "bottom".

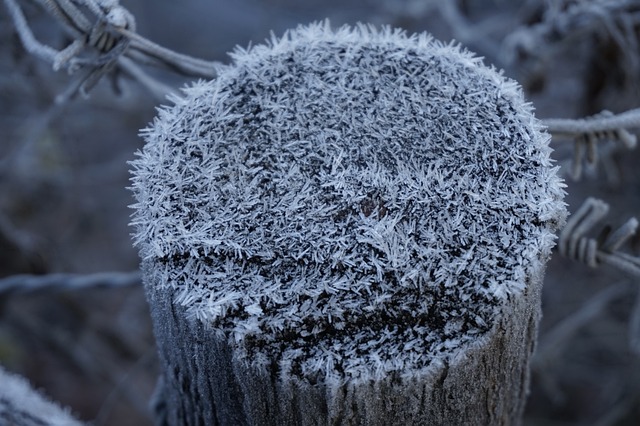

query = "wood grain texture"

[{"left": 145, "top": 256, "right": 545, "bottom": 426}]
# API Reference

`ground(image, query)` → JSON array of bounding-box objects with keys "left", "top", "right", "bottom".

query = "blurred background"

[{"left": 1, "top": 0, "right": 639, "bottom": 424}]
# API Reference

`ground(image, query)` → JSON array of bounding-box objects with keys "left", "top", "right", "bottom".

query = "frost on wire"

[{"left": 130, "top": 22, "right": 566, "bottom": 385}]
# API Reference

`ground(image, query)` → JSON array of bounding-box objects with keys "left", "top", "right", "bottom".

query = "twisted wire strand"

[
  {"left": 559, "top": 197, "right": 640, "bottom": 277},
  {"left": 544, "top": 110, "right": 639, "bottom": 181},
  {"left": 544, "top": 108, "right": 640, "bottom": 136},
  {"left": 3, "top": 0, "right": 58, "bottom": 62},
  {"left": 0, "top": 271, "right": 141, "bottom": 296},
  {"left": 2, "top": 0, "right": 220, "bottom": 101}
]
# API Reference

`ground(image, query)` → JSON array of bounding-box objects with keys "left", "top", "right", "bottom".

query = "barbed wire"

[
  {"left": 0, "top": 271, "right": 141, "bottom": 296},
  {"left": 559, "top": 197, "right": 640, "bottom": 276},
  {"left": 2, "top": 0, "right": 221, "bottom": 102},
  {"left": 544, "top": 108, "right": 640, "bottom": 135},
  {"left": 543, "top": 110, "right": 639, "bottom": 180}
]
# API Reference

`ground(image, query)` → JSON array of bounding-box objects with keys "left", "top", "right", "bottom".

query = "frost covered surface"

[
  {"left": 0, "top": 366, "right": 84, "bottom": 426},
  {"left": 131, "top": 22, "right": 566, "bottom": 383}
]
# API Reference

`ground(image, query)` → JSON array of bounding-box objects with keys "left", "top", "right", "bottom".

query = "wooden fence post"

[{"left": 130, "top": 22, "right": 566, "bottom": 425}]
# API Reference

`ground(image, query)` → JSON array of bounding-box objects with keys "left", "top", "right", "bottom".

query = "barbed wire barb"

[
  {"left": 543, "top": 110, "right": 639, "bottom": 180},
  {"left": 559, "top": 197, "right": 640, "bottom": 276},
  {"left": 2, "top": 0, "right": 221, "bottom": 101}
]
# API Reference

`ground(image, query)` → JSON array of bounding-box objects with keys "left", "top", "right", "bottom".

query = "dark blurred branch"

[
  {"left": 93, "top": 348, "right": 156, "bottom": 426},
  {"left": 436, "top": 2, "right": 501, "bottom": 60},
  {"left": 535, "top": 282, "right": 628, "bottom": 367},
  {"left": 0, "top": 214, "right": 47, "bottom": 277},
  {"left": 630, "top": 286, "right": 640, "bottom": 354}
]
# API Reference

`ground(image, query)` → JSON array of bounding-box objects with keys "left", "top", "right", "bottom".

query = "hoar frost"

[{"left": 130, "top": 22, "right": 566, "bottom": 384}]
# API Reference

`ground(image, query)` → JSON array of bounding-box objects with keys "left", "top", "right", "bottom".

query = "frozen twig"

[
  {"left": 504, "top": 0, "right": 640, "bottom": 63},
  {"left": 503, "top": 0, "right": 640, "bottom": 109},
  {"left": 2, "top": 0, "right": 221, "bottom": 101},
  {"left": 0, "top": 271, "right": 141, "bottom": 296},
  {"left": 559, "top": 197, "right": 640, "bottom": 276}
]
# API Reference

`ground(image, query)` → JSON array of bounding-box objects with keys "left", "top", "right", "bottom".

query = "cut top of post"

[{"left": 130, "top": 22, "right": 566, "bottom": 385}]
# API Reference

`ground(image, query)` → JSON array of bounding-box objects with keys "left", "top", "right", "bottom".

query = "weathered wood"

[
  {"left": 144, "top": 261, "right": 545, "bottom": 425},
  {"left": 131, "top": 22, "right": 566, "bottom": 426}
]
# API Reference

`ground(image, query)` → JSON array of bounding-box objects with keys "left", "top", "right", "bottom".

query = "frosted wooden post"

[
  {"left": 130, "top": 23, "right": 566, "bottom": 426},
  {"left": 0, "top": 366, "right": 84, "bottom": 426}
]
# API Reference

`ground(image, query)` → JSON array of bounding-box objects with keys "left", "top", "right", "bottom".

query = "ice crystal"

[{"left": 130, "top": 22, "right": 566, "bottom": 384}]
